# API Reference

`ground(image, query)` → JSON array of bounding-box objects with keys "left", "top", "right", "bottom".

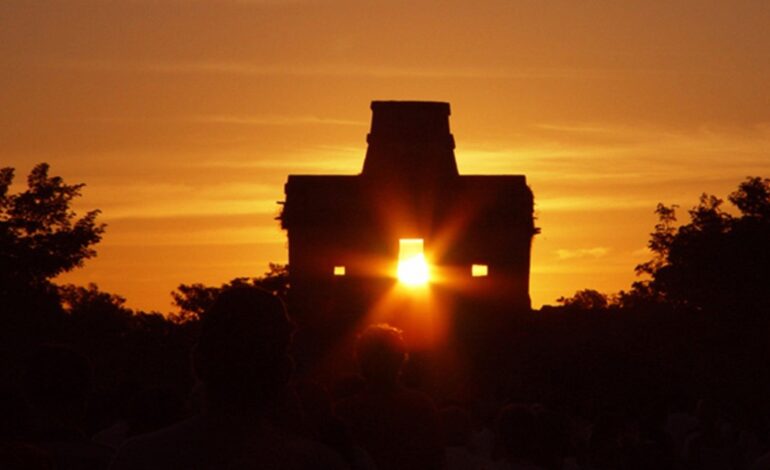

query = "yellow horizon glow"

[{"left": 397, "top": 239, "right": 430, "bottom": 286}]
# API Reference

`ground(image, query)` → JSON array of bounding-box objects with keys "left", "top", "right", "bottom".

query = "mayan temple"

[{"left": 280, "top": 101, "right": 536, "bottom": 358}]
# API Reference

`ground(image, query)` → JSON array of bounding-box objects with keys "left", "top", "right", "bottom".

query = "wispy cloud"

[
  {"left": 83, "top": 181, "right": 284, "bottom": 219},
  {"left": 536, "top": 196, "right": 656, "bottom": 212},
  {"left": 556, "top": 247, "right": 610, "bottom": 260},
  {"left": 192, "top": 145, "right": 364, "bottom": 173},
  {"left": 460, "top": 122, "right": 770, "bottom": 185},
  {"left": 104, "top": 224, "right": 283, "bottom": 246},
  {"left": 71, "top": 114, "right": 365, "bottom": 127},
  {"left": 186, "top": 114, "right": 365, "bottom": 127},
  {"left": 48, "top": 59, "right": 627, "bottom": 80},
  {"left": 532, "top": 123, "right": 617, "bottom": 134},
  {"left": 630, "top": 247, "right": 651, "bottom": 258}
]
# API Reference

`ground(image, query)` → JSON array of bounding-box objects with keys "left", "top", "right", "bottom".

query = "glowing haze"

[{"left": 2, "top": 1, "right": 770, "bottom": 312}]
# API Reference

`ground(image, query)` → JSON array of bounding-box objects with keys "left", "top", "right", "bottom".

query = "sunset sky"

[{"left": 3, "top": 0, "right": 770, "bottom": 313}]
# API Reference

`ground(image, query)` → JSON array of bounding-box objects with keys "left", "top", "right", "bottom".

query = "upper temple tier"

[
  {"left": 362, "top": 101, "right": 459, "bottom": 180},
  {"left": 280, "top": 100, "right": 536, "bottom": 350}
]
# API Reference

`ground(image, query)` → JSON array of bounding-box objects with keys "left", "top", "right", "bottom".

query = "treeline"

[
  {"left": 0, "top": 164, "right": 288, "bottom": 433},
  {"left": 554, "top": 175, "right": 770, "bottom": 315},
  {"left": 2, "top": 164, "right": 770, "bottom": 432},
  {"left": 528, "top": 177, "right": 770, "bottom": 414}
]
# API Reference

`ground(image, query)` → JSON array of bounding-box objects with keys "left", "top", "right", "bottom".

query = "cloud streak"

[
  {"left": 187, "top": 114, "right": 365, "bottom": 127},
  {"left": 72, "top": 114, "right": 365, "bottom": 127},
  {"left": 556, "top": 247, "right": 610, "bottom": 260},
  {"left": 49, "top": 59, "right": 636, "bottom": 81}
]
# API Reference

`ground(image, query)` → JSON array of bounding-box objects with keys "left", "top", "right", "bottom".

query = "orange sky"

[{"left": 3, "top": 0, "right": 770, "bottom": 312}]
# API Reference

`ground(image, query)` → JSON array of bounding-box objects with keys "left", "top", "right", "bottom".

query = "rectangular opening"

[
  {"left": 471, "top": 264, "right": 488, "bottom": 277},
  {"left": 397, "top": 239, "right": 429, "bottom": 285},
  {"left": 399, "top": 239, "right": 424, "bottom": 260},
  {"left": 333, "top": 266, "right": 346, "bottom": 276}
]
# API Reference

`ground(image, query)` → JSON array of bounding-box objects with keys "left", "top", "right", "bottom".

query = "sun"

[
  {"left": 397, "top": 239, "right": 430, "bottom": 286},
  {"left": 398, "top": 253, "right": 430, "bottom": 285}
]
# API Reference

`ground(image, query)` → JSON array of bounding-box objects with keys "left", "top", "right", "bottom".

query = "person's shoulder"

[
  {"left": 238, "top": 423, "right": 351, "bottom": 469},
  {"left": 39, "top": 438, "right": 115, "bottom": 470},
  {"left": 126, "top": 414, "right": 205, "bottom": 446},
  {"left": 110, "top": 415, "right": 205, "bottom": 469},
  {"left": 334, "top": 392, "right": 369, "bottom": 417},
  {"left": 396, "top": 387, "right": 437, "bottom": 410},
  {"left": 752, "top": 450, "right": 770, "bottom": 470},
  {"left": 282, "top": 434, "right": 350, "bottom": 469}
]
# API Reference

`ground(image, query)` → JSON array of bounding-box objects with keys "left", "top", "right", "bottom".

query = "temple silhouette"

[{"left": 281, "top": 101, "right": 536, "bottom": 351}]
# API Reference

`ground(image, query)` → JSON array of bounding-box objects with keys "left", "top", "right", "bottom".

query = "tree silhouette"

[
  {"left": 1, "top": 163, "right": 106, "bottom": 345},
  {"left": 635, "top": 177, "right": 770, "bottom": 315},
  {"left": 171, "top": 263, "right": 289, "bottom": 323},
  {"left": 57, "top": 283, "right": 193, "bottom": 399},
  {"left": 59, "top": 283, "right": 134, "bottom": 331},
  {"left": 556, "top": 288, "right": 610, "bottom": 311},
  {"left": 0, "top": 163, "right": 105, "bottom": 292}
]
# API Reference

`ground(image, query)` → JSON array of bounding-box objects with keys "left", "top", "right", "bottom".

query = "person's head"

[
  {"left": 192, "top": 286, "right": 294, "bottom": 414},
  {"left": 125, "top": 386, "right": 185, "bottom": 437},
  {"left": 354, "top": 324, "right": 407, "bottom": 388},
  {"left": 439, "top": 406, "right": 472, "bottom": 447},
  {"left": 23, "top": 345, "right": 92, "bottom": 426},
  {"left": 695, "top": 398, "right": 719, "bottom": 428},
  {"left": 497, "top": 404, "right": 538, "bottom": 464}
]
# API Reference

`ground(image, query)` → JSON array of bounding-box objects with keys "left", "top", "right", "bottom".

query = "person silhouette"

[
  {"left": 335, "top": 323, "right": 443, "bottom": 470},
  {"left": 496, "top": 404, "right": 542, "bottom": 470},
  {"left": 22, "top": 345, "right": 114, "bottom": 469},
  {"left": 110, "top": 286, "right": 346, "bottom": 469}
]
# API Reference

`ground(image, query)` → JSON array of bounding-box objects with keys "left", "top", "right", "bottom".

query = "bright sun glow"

[{"left": 397, "top": 239, "right": 430, "bottom": 286}]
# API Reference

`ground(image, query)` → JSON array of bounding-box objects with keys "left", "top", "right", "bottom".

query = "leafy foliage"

[
  {"left": 59, "top": 283, "right": 134, "bottom": 329},
  {"left": 171, "top": 263, "right": 289, "bottom": 323},
  {"left": 635, "top": 177, "right": 770, "bottom": 314},
  {"left": 634, "top": 203, "right": 679, "bottom": 278},
  {"left": 0, "top": 163, "right": 105, "bottom": 290},
  {"left": 556, "top": 289, "right": 610, "bottom": 311}
]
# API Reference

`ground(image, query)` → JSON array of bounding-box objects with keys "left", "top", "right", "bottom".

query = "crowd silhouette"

[
  {"left": 3, "top": 166, "right": 770, "bottom": 468},
  {"left": 3, "top": 283, "right": 770, "bottom": 469}
]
